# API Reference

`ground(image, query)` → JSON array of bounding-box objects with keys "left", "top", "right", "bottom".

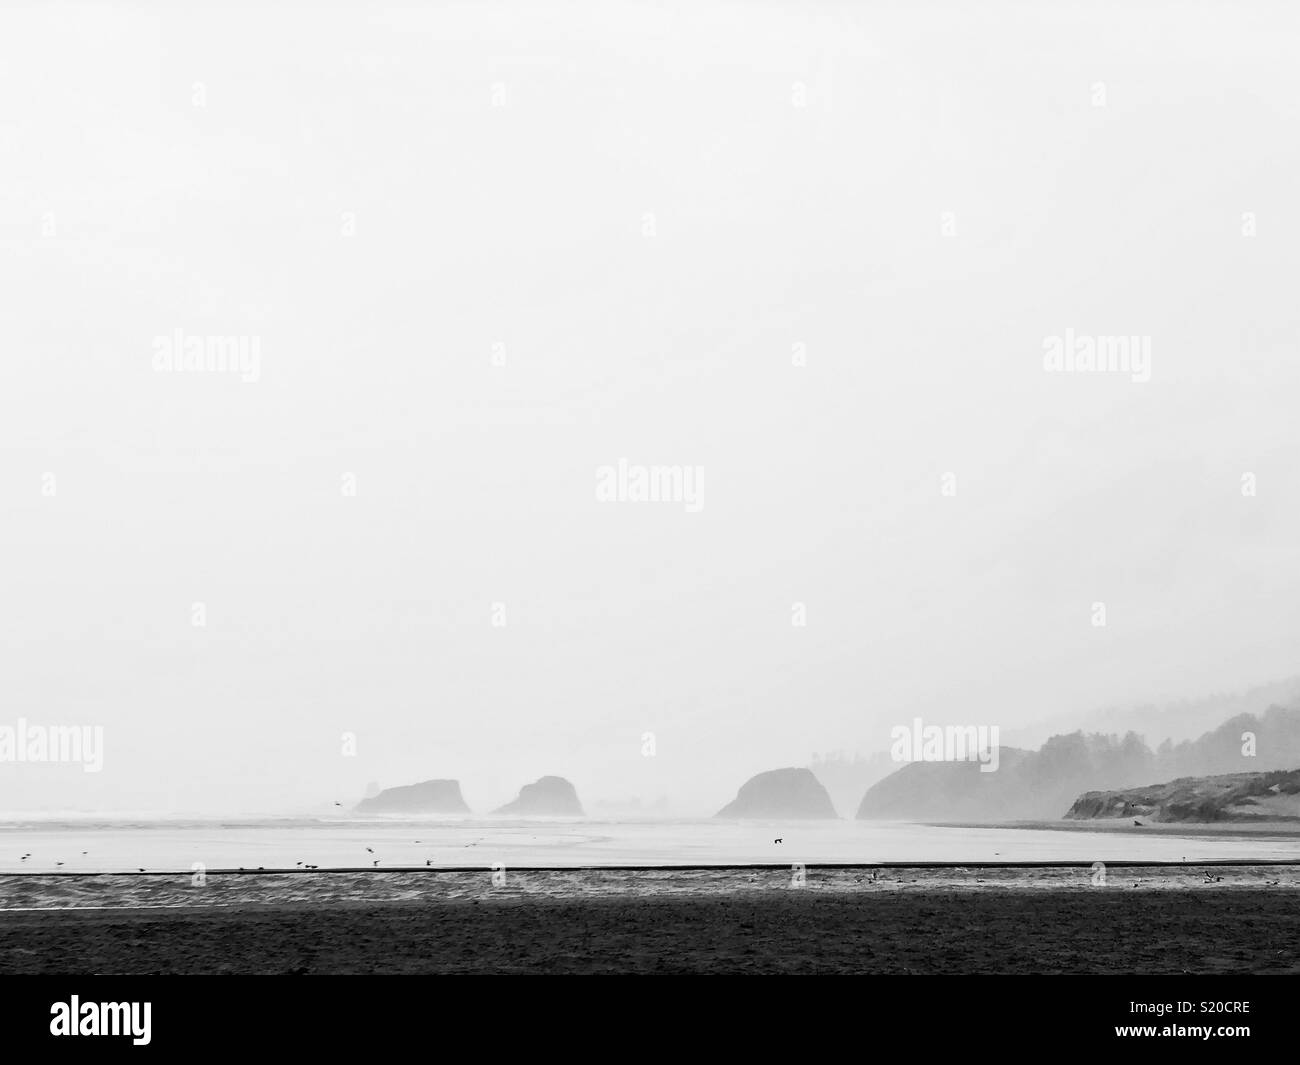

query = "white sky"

[{"left": 2, "top": 1, "right": 1299, "bottom": 814}]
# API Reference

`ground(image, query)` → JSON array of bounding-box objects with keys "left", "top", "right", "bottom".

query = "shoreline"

[
  {"left": 3, "top": 866, "right": 1297, "bottom": 974},
  {"left": 931, "top": 819, "right": 1300, "bottom": 838},
  {"left": 4, "top": 855, "right": 1300, "bottom": 878}
]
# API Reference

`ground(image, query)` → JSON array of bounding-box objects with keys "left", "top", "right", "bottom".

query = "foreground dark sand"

[{"left": 2, "top": 866, "right": 1297, "bottom": 974}]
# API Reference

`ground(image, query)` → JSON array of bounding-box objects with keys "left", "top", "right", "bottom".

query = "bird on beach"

[
  {"left": 1133, "top": 819, "right": 1143, "bottom": 827},
  {"left": 426, "top": 859, "right": 432, "bottom": 866}
]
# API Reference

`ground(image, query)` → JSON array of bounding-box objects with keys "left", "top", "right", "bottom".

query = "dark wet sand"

[{"left": 2, "top": 866, "right": 1297, "bottom": 974}]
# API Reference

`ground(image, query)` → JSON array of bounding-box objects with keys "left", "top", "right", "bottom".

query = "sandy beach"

[{"left": 3, "top": 865, "right": 1297, "bottom": 974}]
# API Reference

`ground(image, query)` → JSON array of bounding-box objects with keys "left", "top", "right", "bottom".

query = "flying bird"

[{"left": 774, "top": 838, "right": 783, "bottom": 844}]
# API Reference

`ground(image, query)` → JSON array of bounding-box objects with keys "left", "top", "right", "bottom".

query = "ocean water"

[{"left": 2, "top": 817, "right": 1298, "bottom": 873}]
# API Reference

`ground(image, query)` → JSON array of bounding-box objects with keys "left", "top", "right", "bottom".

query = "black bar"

[{"left": 2, "top": 975, "right": 1292, "bottom": 1053}]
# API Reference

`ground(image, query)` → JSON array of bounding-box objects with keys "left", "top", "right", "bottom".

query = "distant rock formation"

[
  {"left": 856, "top": 748, "right": 1034, "bottom": 821},
  {"left": 355, "top": 779, "right": 470, "bottom": 815},
  {"left": 716, "top": 767, "right": 838, "bottom": 819},
  {"left": 1065, "top": 769, "right": 1300, "bottom": 823},
  {"left": 856, "top": 704, "right": 1300, "bottom": 822},
  {"left": 493, "top": 776, "right": 584, "bottom": 816}
]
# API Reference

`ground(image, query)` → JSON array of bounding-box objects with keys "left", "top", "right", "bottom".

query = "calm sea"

[{"left": 2, "top": 817, "right": 1298, "bottom": 873}]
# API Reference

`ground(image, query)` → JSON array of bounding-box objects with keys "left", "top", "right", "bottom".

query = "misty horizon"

[
  {"left": 4, "top": 672, "right": 1299, "bottom": 818},
  {"left": 4, "top": 4, "right": 1300, "bottom": 818}
]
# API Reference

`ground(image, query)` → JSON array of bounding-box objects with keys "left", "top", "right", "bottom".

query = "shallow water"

[{"left": 2, "top": 817, "right": 1298, "bottom": 873}]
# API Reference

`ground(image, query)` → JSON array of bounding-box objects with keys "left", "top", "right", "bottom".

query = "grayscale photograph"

[{"left": 0, "top": 0, "right": 1296, "bottom": 1049}]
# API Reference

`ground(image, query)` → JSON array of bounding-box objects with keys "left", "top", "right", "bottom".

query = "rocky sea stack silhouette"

[
  {"left": 355, "top": 779, "right": 470, "bottom": 815},
  {"left": 715, "top": 767, "right": 838, "bottom": 818},
  {"left": 493, "top": 775, "right": 584, "bottom": 816}
]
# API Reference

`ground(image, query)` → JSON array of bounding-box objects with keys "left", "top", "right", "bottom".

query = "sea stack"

[
  {"left": 715, "top": 767, "right": 838, "bottom": 819},
  {"left": 493, "top": 775, "right": 584, "bottom": 816},
  {"left": 355, "top": 779, "right": 470, "bottom": 815}
]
